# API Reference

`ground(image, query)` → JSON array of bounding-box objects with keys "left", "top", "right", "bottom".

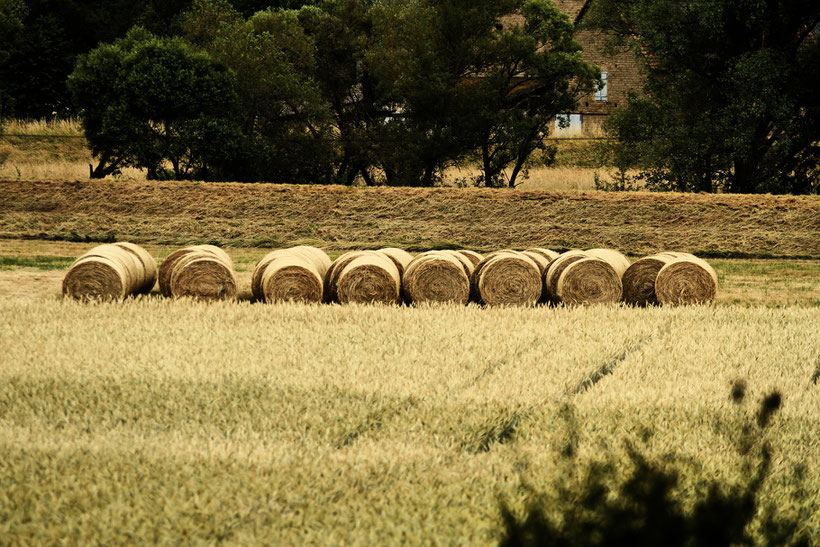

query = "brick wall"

[{"left": 573, "top": 30, "right": 644, "bottom": 119}]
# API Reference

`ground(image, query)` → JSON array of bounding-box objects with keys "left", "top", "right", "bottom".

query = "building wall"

[{"left": 572, "top": 29, "right": 644, "bottom": 120}]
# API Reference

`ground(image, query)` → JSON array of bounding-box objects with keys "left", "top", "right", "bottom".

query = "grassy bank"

[{"left": 2, "top": 181, "right": 818, "bottom": 259}]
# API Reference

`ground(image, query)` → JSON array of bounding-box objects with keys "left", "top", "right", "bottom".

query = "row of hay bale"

[{"left": 63, "top": 243, "right": 717, "bottom": 305}]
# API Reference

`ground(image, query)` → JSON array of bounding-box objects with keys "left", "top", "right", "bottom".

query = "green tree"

[
  {"left": 588, "top": 0, "right": 820, "bottom": 194},
  {"left": 295, "top": 0, "right": 382, "bottom": 185},
  {"left": 367, "top": 0, "right": 598, "bottom": 187},
  {"left": 183, "top": 0, "right": 337, "bottom": 183},
  {"left": 68, "top": 27, "right": 243, "bottom": 180},
  {"left": 0, "top": 0, "right": 26, "bottom": 120}
]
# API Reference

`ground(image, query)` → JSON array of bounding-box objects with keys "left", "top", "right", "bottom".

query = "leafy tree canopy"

[
  {"left": 588, "top": 0, "right": 820, "bottom": 194},
  {"left": 68, "top": 27, "right": 243, "bottom": 180}
]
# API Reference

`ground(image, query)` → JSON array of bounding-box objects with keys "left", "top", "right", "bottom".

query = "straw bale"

[
  {"left": 402, "top": 252, "right": 470, "bottom": 305},
  {"left": 114, "top": 242, "right": 157, "bottom": 294},
  {"left": 378, "top": 248, "right": 415, "bottom": 278},
  {"left": 622, "top": 253, "right": 678, "bottom": 306},
  {"left": 456, "top": 250, "right": 484, "bottom": 267},
  {"left": 655, "top": 255, "right": 718, "bottom": 305},
  {"left": 195, "top": 244, "right": 233, "bottom": 268},
  {"left": 77, "top": 244, "right": 141, "bottom": 293},
  {"left": 170, "top": 252, "right": 237, "bottom": 301},
  {"left": 544, "top": 250, "right": 589, "bottom": 302},
  {"left": 469, "top": 250, "right": 513, "bottom": 302},
  {"left": 555, "top": 257, "right": 623, "bottom": 305},
  {"left": 324, "top": 251, "right": 376, "bottom": 303},
  {"left": 521, "top": 251, "right": 551, "bottom": 275},
  {"left": 476, "top": 252, "right": 542, "bottom": 306},
  {"left": 251, "top": 247, "right": 324, "bottom": 301},
  {"left": 158, "top": 245, "right": 229, "bottom": 297},
  {"left": 524, "top": 248, "right": 560, "bottom": 263},
  {"left": 585, "top": 248, "right": 631, "bottom": 278},
  {"left": 62, "top": 255, "right": 129, "bottom": 300},
  {"left": 290, "top": 245, "right": 332, "bottom": 277},
  {"left": 336, "top": 253, "right": 401, "bottom": 305},
  {"left": 260, "top": 256, "right": 323, "bottom": 304}
]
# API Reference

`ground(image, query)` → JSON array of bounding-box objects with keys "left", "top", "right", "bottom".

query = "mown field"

[
  {"left": 1, "top": 180, "right": 819, "bottom": 258},
  {"left": 1, "top": 181, "right": 819, "bottom": 543}
]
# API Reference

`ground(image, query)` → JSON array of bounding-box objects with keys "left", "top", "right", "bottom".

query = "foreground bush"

[{"left": 500, "top": 385, "right": 811, "bottom": 546}]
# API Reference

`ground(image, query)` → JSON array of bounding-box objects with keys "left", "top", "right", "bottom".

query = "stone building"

[
  {"left": 503, "top": 0, "right": 644, "bottom": 136},
  {"left": 557, "top": 0, "right": 643, "bottom": 135}
]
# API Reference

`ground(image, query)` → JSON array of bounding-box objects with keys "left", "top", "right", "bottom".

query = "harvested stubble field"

[
  {"left": 1, "top": 181, "right": 819, "bottom": 543},
  {"left": 1, "top": 180, "right": 819, "bottom": 258}
]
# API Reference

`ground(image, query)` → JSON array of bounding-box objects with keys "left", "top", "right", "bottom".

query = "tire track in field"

[
  {"left": 569, "top": 320, "right": 673, "bottom": 396},
  {"left": 337, "top": 320, "right": 674, "bottom": 452},
  {"left": 454, "top": 322, "right": 675, "bottom": 453},
  {"left": 332, "top": 396, "right": 418, "bottom": 449}
]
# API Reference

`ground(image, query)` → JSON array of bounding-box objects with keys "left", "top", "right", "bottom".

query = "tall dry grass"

[{"left": 3, "top": 118, "right": 84, "bottom": 137}]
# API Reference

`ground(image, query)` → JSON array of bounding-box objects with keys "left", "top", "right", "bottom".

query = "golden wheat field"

[{"left": 1, "top": 282, "right": 819, "bottom": 542}]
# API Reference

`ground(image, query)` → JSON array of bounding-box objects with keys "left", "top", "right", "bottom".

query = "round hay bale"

[
  {"left": 544, "top": 250, "right": 589, "bottom": 302},
  {"left": 77, "top": 244, "right": 141, "bottom": 294},
  {"left": 476, "top": 252, "right": 542, "bottom": 306},
  {"left": 525, "top": 248, "right": 560, "bottom": 263},
  {"left": 521, "top": 251, "right": 551, "bottom": 275},
  {"left": 585, "top": 248, "right": 631, "bottom": 278},
  {"left": 170, "top": 252, "right": 237, "bottom": 301},
  {"left": 252, "top": 250, "right": 290, "bottom": 301},
  {"left": 324, "top": 250, "right": 375, "bottom": 303},
  {"left": 469, "top": 250, "right": 513, "bottom": 302},
  {"left": 291, "top": 245, "right": 332, "bottom": 277},
  {"left": 195, "top": 244, "right": 233, "bottom": 269},
  {"left": 62, "top": 255, "right": 129, "bottom": 300},
  {"left": 521, "top": 250, "right": 553, "bottom": 302},
  {"left": 457, "top": 250, "right": 484, "bottom": 267},
  {"left": 378, "top": 248, "right": 414, "bottom": 278},
  {"left": 260, "top": 256, "right": 323, "bottom": 304},
  {"left": 622, "top": 253, "right": 679, "bottom": 306},
  {"left": 251, "top": 247, "right": 323, "bottom": 301},
  {"left": 655, "top": 256, "right": 718, "bottom": 306},
  {"left": 402, "top": 252, "right": 470, "bottom": 305},
  {"left": 114, "top": 242, "right": 157, "bottom": 294},
  {"left": 555, "top": 257, "right": 623, "bottom": 305},
  {"left": 336, "top": 253, "right": 401, "bottom": 305},
  {"left": 443, "top": 250, "right": 475, "bottom": 277},
  {"left": 158, "top": 245, "right": 228, "bottom": 297}
]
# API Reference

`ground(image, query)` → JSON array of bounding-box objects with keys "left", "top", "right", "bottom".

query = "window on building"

[
  {"left": 555, "top": 113, "right": 582, "bottom": 136},
  {"left": 595, "top": 71, "right": 608, "bottom": 102}
]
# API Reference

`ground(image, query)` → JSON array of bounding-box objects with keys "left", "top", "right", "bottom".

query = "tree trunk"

[
  {"left": 508, "top": 154, "right": 527, "bottom": 188},
  {"left": 482, "top": 142, "right": 493, "bottom": 187}
]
